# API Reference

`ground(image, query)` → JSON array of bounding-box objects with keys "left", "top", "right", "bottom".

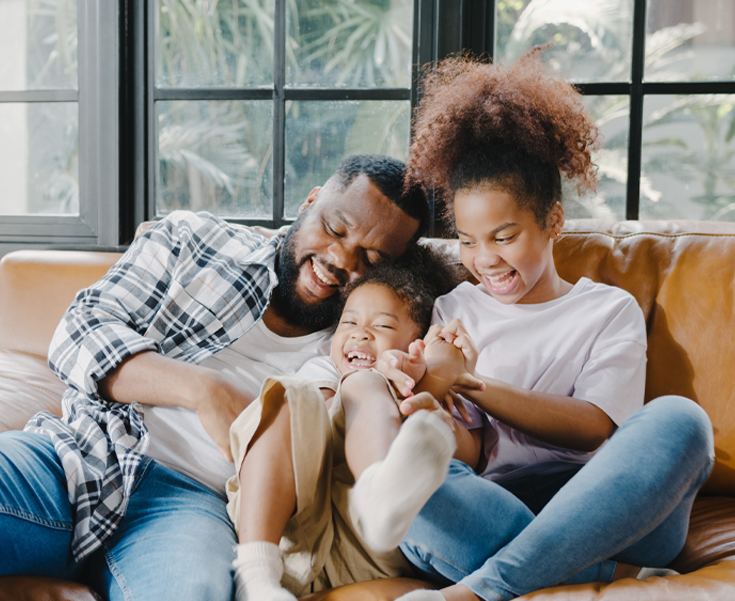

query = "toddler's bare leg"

[
  {"left": 340, "top": 372, "right": 456, "bottom": 553},
  {"left": 341, "top": 370, "right": 403, "bottom": 479},
  {"left": 238, "top": 390, "right": 295, "bottom": 543},
  {"left": 234, "top": 391, "right": 297, "bottom": 601}
]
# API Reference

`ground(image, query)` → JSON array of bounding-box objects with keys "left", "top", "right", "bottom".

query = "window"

[
  {"left": 147, "top": 0, "right": 420, "bottom": 228},
  {"left": 491, "top": 0, "right": 735, "bottom": 221},
  {"left": 3, "top": 0, "right": 733, "bottom": 256},
  {"left": 0, "top": 0, "right": 119, "bottom": 250}
]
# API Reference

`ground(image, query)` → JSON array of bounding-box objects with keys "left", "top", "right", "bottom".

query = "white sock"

[
  {"left": 396, "top": 590, "right": 445, "bottom": 600},
  {"left": 351, "top": 409, "right": 457, "bottom": 553},
  {"left": 232, "top": 541, "right": 297, "bottom": 601},
  {"left": 636, "top": 566, "right": 679, "bottom": 580}
]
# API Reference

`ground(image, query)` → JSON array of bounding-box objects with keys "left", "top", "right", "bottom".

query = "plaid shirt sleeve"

[
  {"left": 48, "top": 210, "right": 275, "bottom": 399},
  {"left": 28, "top": 210, "right": 279, "bottom": 561}
]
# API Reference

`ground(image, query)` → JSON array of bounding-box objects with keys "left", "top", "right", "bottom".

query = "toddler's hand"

[
  {"left": 437, "top": 318, "right": 480, "bottom": 375},
  {"left": 399, "top": 391, "right": 456, "bottom": 433},
  {"left": 377, "top": 339, "right": 427, "bottom": 398}
]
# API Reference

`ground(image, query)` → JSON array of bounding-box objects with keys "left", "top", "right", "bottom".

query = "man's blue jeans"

[
  {"left": 0, "top": 430, "right": 236, "bottom": 601},
  {"left": 400, "top": 396, "right": 715, "bottom": 601}
]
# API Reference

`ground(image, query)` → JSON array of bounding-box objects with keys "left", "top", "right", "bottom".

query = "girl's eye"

[
  {"left": 459, "top": 239, "right": 474, "bottom": 247},
  {"left": 341, "top": 319, "right": 356, "bottom": 325},
  {"left": 376, "top": 324, "right": 394, "bottom": 330},
  {"left": 496, "top": 235, "right": 515, "bottom": 244}
]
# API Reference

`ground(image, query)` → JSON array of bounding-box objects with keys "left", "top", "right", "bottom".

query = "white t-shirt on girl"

[{"left": 433, "top": 277, "right": 647, "bottom": 481}]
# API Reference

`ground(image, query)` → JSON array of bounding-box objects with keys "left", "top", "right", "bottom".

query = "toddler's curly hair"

[
  {"left": 340, "top": 244, "right": 465, "bottom": 337},
  {"left": 408, "top": 48, "right": 600, "bottom": 227}
]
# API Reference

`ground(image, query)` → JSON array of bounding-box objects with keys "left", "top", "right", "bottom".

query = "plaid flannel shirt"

[{"left": 25, "top": 211, "right": 280, "bottom": 561}]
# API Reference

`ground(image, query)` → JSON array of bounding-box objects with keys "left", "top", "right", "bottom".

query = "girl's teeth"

[{"left": 488, "top": 271, "right": 513, "bottom": 284}]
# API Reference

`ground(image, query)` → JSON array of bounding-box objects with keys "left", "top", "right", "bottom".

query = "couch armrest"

[{"left": 0, "top": 250, "right": 121, "bottom": 357}]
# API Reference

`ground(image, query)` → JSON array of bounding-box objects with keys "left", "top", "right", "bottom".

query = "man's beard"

[{"left": 270, "top": 217, "right": 343, "bottom": 331}]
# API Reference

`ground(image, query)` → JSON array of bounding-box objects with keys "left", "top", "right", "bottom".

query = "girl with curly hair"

[{"left": 378, "top": 50, "right": 715, "bottom": 601}]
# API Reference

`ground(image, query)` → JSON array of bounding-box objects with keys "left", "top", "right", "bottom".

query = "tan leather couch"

[{"left": 2, "top": 219, "right": 735, "bottom": 601}]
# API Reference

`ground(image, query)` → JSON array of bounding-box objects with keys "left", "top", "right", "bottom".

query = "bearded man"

[{"left": 0, "top": 154, "right": 429, "bottom": 601}]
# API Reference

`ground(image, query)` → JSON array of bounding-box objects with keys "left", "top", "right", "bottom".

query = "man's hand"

[
  {"left": 195, "top": 370, "right": 256, "bottom": 462},
  {"left": 377, "top": 339, "right": 427, "bottom": 398},
  {"left": 98, "top": 351, "right": 255, "bottom": 462}
]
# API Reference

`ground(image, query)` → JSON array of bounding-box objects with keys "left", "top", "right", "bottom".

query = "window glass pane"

[
  {"left": 564, "top": 95, "right": 629, "bottom": 220},
  {"left": 0, "top": 102, "right": 78, "bottom": 215},
  {"left": 287, "top": 0, "right": 413, "bottom": 88},
  {"left": 0, "top": 0, "right": 78, "bottom": 91},
  {"left": 646, "top": 0, "right": 735, "bottom": 82},
  {"left": 156, "top": 100, "right": 273, "bottom": 218},
  {"left": 284, "top": 100, "right": 410, "bottom": 215},
  {"left": 641, "top": 94, "right": 735, "bottom": 221},
  {"left": 156, "top": 0, "right": 274, "bottom": 88},
  {"left": 496, "top": 0, "right": 632, "bottom": 83}
]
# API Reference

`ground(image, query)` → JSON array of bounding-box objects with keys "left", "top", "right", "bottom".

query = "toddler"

[{"left": 226, "top": 244, "right": 480, "bottom": 601}]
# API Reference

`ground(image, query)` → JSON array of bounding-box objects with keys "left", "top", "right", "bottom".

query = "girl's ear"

[{"left": 547, "top": 202, "right": 565, "bottom": 240}]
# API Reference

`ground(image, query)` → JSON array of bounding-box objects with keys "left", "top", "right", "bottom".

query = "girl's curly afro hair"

[{"left": 408, "top": 48, "right": 600, "bottom": 227}]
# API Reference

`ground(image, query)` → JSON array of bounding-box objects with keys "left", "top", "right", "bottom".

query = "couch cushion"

[
  {"left": 671, "top": 496, "right": 735, "bottom": 573},
  {"left": 0, "top": 576, "right": 102, "bottom": 601},
  {"left": 0, "top": 349, "right": 65, "bottom": 432}
]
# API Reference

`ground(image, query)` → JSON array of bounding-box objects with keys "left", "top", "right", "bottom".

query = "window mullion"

[
  {"left": 626, "top": 0, "right": 648, "bottom": 220},
  {"left": 273, "top": 0, "right": 287, "bottom": 227}
]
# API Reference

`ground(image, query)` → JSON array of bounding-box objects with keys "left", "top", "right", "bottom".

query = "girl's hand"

[
  {"left": 424, "top": 324, "right": 485, "bottom": 394},
  {"left": 444, "top": 389, "right": 472, "bottom": 424},
  {"left": 377, "top": 339, "right": 427, "bottom": 398},
  {"left": 438, "top": 318, "right": 480, "bottom": 375}
]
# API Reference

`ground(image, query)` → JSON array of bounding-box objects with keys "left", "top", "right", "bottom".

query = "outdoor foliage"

[{"left": 156, "top": 0, "right": 412, "bottom": 217}]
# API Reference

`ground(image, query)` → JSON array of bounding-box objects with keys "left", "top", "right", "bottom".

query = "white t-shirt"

[
  {"left": 142, "top": 319, "right": 333, "bottom": 492},
  {"left": 433, "top": 277, "right": 647, "bottom": 481},
  {"left": 295, "top": 354, "right": 342, "bottom": 385}
]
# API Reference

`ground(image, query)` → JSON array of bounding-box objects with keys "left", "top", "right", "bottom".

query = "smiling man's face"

[{"left": 270, "top": 174, "right": 420, "bottom": 331}]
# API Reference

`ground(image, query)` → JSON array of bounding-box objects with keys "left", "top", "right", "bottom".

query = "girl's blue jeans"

[
  {"left": 0, "top": 430, "right": 236, "bottom": 601},
  {"left": 400, "top": 396, "right": 715, "bottom": 601}
]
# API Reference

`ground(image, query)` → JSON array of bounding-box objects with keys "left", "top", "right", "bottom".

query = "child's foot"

[
  {"left": 233, "top": 541, "right": 297, "bottom": 601},
  {"left": 396, "top": 590, "right": 445, "bottom": 600},
  {"left": 636, "top": 567, "right": 679, "bottom": 579},
  {"left": 350, "top": 409, "right": 457, "bottom": 552}
]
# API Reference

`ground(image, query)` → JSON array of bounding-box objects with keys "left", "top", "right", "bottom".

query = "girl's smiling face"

[
  {"left": 331, "top": 283, "right": 421, "bottom": 374},
  {"left": 454, "top": 185, "right": 568, "bottom": 305}
]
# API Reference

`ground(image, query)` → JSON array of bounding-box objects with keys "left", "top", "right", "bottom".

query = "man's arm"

[
  {"left": 98, "top": 351, "right": 255, "bottom": 461},
  {"left": 49, "top": 212, "right": 272, "bottom": 458}
]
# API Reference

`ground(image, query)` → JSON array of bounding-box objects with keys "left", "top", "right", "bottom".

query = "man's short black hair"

[{"left": 330, "top": 154, "right": 430, "bottom": 241}]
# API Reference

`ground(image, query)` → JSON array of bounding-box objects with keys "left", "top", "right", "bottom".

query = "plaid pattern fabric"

[{"left": 25, "top": 211, "right": 280, "bottom": 560}]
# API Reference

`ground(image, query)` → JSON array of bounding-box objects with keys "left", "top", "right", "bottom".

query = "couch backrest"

[
  {"left": 0, "top": 250, "right": 122, "bottom": 357},
  {"left": 552, "top": 220, "right": 735, "bottom": 495},
  {"left": 2, "top": 220, "right": 734, "bottom": 494}
]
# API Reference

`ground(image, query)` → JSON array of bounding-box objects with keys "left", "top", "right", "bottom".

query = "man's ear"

[{"left": 297, "top": 187, "right": 321, "bottom": 214}]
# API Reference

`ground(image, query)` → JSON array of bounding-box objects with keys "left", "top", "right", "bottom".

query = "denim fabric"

[
  {"left": 400, "top": 396, "right": 715, "bottom": 601},
  {"left": 0, "top": 430, "right": 236, "bottom": 601}
]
